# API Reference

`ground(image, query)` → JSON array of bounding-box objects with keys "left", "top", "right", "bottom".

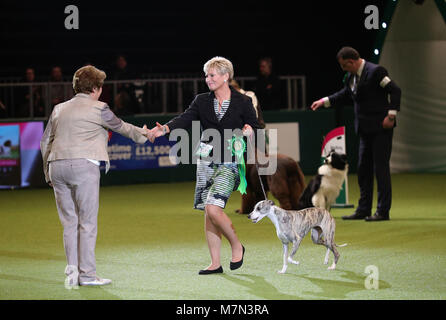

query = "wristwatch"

[{"left": 162, "top": 125, "right": 167, "bottom": 135}]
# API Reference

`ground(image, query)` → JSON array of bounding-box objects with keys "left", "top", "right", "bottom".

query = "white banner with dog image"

[{"left": 321, "top": 126, "right": 353, "bottom": 208}]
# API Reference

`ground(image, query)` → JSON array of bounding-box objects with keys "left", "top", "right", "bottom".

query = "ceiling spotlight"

[
  {"left": 374, "top": 49, "right": 380, "bottom": 55},
  {"left": 382, "top": 22, "right": 387, "bottom": 28}
]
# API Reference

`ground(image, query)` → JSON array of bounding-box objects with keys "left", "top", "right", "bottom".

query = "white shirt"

[{"left": 87, "top": 159, "right": 100, "bottom": 166}]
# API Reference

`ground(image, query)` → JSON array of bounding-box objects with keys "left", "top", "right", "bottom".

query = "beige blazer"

[{"left": 40, "top": 93, "right": 147, "bottom": 182}]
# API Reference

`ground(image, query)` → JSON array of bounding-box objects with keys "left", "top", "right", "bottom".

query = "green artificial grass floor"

[{"left": 0, "top": 173, "right": 445, "bottom": 300}]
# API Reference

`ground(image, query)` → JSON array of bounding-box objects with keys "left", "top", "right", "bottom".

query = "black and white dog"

[{"left": 297, "top": 151, "right": 348, "bottom": 211}]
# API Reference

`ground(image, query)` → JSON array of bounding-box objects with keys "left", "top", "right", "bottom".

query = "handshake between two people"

[
  {"left": 140, "top": 122, "right": 169, "bottom": 143},
  {"left": 142, "top": 123, "right": 255, "bottom": 144}
]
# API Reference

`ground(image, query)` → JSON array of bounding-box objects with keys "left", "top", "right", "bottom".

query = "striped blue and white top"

[{"left": 213, "top": 99, "right": 230, "bottom": 121}]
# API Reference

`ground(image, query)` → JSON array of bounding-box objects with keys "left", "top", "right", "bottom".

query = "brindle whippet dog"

[{"left": 248, "top": 200, "right": 346, "bottom": 273}]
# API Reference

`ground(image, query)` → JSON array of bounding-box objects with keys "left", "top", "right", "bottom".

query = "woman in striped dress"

[{"left": 149, "top": 57, "right": 259, "bottom": 274}]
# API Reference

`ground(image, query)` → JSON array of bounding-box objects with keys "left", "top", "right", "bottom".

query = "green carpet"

[{"left": 0, "top": 173, "right": 445, "bottom": 300}]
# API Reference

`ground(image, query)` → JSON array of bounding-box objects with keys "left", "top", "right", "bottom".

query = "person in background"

[
  {"left": 16, "top": 67, "right": 45, "bottom": 117},
  {"left": 110, "top": 54, "right": 139, "bottom": 115},
  {"left": 253, "top": 57, "right": 281, "bottom": 111},
  {"left": 40, "top": 65, "right": 149, "bottom": 287},
  {"left": 49, "top": 66, "right": 67, "bottom": 107},
  {"left": 230, "top": 79, "right": 265, "bottom": 128}
]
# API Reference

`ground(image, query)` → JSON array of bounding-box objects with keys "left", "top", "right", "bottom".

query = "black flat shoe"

[
  {"left": 198, "top": 266, "right": 223, "bottom": 275},
  {"left": 230, "top": 245, "right": 245, "bottom": 270}
]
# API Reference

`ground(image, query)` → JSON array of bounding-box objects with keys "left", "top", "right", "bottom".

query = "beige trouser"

[{"left": 49, "top": 159, "right": 100, "bottom": 282}]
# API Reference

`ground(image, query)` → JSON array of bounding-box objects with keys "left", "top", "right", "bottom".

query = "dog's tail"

[{"left": 335, "top": 243, "right": 348, "bottom": 247}]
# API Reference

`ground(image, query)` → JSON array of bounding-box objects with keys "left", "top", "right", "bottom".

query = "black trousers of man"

[{"left": 356, "top": 128, "right": 393, "bottom": 217}]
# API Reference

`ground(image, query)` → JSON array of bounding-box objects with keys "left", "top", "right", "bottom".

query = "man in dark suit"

[{"left": 311, "top": 47, "right": 401, "bottom": 221}]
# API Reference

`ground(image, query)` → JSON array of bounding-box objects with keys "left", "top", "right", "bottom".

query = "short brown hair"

[
  {"left": 336, "top": 47, "right": 360, "bottom": 61},
  {"left": 72, "top": 65, "right": 106, "bottom": 94}
]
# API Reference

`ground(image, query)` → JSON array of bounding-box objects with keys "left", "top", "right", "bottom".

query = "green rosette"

[{"left": 227, "top": 135, "right": 247, "bottom": 195}]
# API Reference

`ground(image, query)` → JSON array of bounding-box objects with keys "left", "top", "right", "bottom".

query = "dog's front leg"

[{"left": 278, "top": 243, "right": 288, "bottom": 274}]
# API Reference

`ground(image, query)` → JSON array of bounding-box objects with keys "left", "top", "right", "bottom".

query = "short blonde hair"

[
  {"left": 203, "top": 56, "right": 234, "bottom": 81},
  {"left": 72, "top": 65, "right": 106, "bottom": 94}
]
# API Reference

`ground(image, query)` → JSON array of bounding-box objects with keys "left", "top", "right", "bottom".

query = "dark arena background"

[{"left": 0, "top": 0, "right": 445, "bottom": 312}]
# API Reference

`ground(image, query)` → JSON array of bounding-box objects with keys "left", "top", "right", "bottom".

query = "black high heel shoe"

[
  {"left": 230, "top": 245, "right": 245, "bottom": 270},
  {"left": 198, "top": 266, "right": 223, "bottom": 275}
]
